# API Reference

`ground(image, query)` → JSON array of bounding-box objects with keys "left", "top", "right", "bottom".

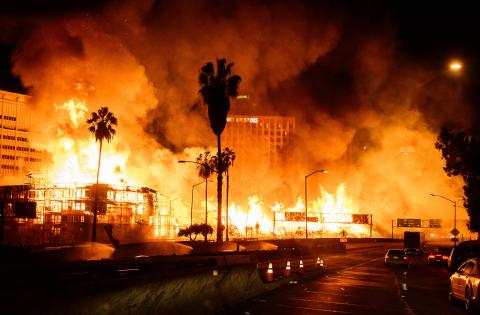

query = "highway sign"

[
  {"left": 397, "top": 218, "right": 421, "bottom": 228},
  {"left": 450, "top": 228, "right": 460, "bottom": 236}
]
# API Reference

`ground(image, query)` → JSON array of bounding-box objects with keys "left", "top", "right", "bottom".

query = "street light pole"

[
  {"left": 304, "top": 169, "right": 328, "bottom": 239},
  {"left": 430, "top": 193, "right": 458, "bottom": 246}
]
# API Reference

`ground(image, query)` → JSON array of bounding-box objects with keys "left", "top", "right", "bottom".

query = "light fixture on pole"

[
  {"left": 430, "top": 193, "right": 459, "bottom": 246},
  {"left": 305, "top": 169, "right": 328, "bottom": 239}
]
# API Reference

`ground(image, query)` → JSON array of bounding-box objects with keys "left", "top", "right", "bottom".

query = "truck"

[{"left": 403, "top": 231, "right": 425, "bottom": 255}]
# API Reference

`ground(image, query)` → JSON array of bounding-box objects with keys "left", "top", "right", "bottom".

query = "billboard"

[{"left": 397, "top": 218, "right": 421, "bottom": 228}]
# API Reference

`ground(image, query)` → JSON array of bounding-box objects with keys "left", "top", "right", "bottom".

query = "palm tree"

[
  {"left": 199, "top": 58, "right": 241, "bottom": 243},
  {"left": 87, "top": 107, "right": 118, "bottom": 242},
  {"left": 212, "top": 147, "right": 235, "bottom": 241},
  {"left": 196, "top": 151, "right": 214, "bottom": 240}
]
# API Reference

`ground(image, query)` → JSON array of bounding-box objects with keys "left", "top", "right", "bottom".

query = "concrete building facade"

[{"left": 0, "top": 90, "right": 44, "bottom": 177}]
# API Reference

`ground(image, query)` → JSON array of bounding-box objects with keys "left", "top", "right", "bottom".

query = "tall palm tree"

[
  {"left": 87, "top": 107, "right": 118, "bottom": 242},
  {"left": 199, "top": 58, "right": 241, "bottom": 243},
  {"left": 212, "top": 147, "right": 235, "bottom": 241},
  {"left": 196, "top": 151, "right": 214, "bottom": 240}
]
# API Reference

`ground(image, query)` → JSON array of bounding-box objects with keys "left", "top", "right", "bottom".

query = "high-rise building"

[
  {"left": 0, "top": 89, "right": 44, "bottom": 177},
  {"left": 223, "top": 115, "right": 295, "bottom": 171}
]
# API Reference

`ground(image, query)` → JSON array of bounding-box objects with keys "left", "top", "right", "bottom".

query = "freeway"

[{"left": 225, "top": 245, "right": 468, "bottom": 315}]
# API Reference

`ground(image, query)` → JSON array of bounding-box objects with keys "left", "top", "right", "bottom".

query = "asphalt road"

[{"left": 226, "top": 245, "right": 469, "bottom": 315}]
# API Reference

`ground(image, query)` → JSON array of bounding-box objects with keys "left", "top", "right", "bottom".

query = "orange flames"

[
  {"left": 49, "top": 98, "right": 130, "bottom": 186},
  {"left": 45, "top": 100, "right": 369, "bottom": 239}
]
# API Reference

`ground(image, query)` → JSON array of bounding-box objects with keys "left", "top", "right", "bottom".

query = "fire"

[
  {"left": 49, "top": 98, "right": 130, "bottom": 186},
  {"left": 226, "top": 184, "right": 371, "bottom": 238}
]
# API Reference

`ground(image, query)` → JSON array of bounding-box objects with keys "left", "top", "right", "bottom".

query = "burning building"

[
  {"left": 224, "top": 115, "right": 295, "bottom": 168},
  {"left": 0, "top": 181, "right": 174, "bottom": 245},
  {"left": 0, "top": 90, "right": 45, "bottom": 178}
]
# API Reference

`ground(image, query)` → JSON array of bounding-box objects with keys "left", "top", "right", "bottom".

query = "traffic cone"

[
  {"left": 284, "top": 260, "right": 291, "bottom": 277},
  {"left": 320, "top": 259, "right": 324, "bottom": 267},
  {"left": 266, "top": 262, "right": 274, "bottom": 282},
  {"left": 298, "top": 260, "right": 304, "bottom": 274},
  {"left": 316, "top": 257, "right": 321, "bottom": 268}
]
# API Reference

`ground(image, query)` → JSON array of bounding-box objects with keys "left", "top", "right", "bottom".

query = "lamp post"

[
  {"left": 178, "top": 160, "right": 218, "bottom": 226},
  {"left": 430, "top": 193, "right": 458, "bottom": 246},
  {"left": 304, "top": 169, "right": 328, "bottom": 239}
]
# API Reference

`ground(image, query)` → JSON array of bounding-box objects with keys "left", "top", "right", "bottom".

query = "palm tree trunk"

[
  {"left": 204, "top": 178, "right": 208, "bottom": 241},
  {"left": 226, "top": 168, "right": 229, "bottom": 242},
  {"left": 92, "top": 139, "right": 103, "bottom": 242},
  {"left": 217, "top": 134, "right": 223, "bottom": 244}
]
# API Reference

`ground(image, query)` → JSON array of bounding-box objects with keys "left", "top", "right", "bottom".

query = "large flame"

[
  {"left": 49, "top": 99, "right": 130, "bottom": 186},
  {"left": 226, "top": 184, "right": 370, "bottom": 238}
]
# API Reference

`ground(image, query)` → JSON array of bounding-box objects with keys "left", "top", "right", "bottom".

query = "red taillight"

[
  {"left": 428, "top": 255, "right": 435, "bottom": 259},
  {"left": 404, "top": 256, "right": 407, "bottom": 260},
  {"left": 443, "top": 255, "right": 449, "bottom": 260}
]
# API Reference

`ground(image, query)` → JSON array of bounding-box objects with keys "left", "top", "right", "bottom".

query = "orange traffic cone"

[
  {"left": 266, "top": 262, "right": 274, "bottom": 282},
  {"left": 284, "top": 260, "right": 291, "bottom": 277},
  {"left": 298, "top": 259, "right": 304, "bottom": 274},
  {"left": 320, "top": 259, "right": 324, "bottom": 267},
  {"left": 316, "top": 257, "right": 321, "bottom": 268}
]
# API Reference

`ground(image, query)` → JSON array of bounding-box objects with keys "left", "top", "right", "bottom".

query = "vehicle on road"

[
  {"left": 449, "top": 257, "right": 480, "bottom": 311},
  {"left": 404, "top": 231, "right": 425, "bottom": 255},
  {"left": 385, "top": 249, "right": 408, "bottom": 267},
  {"left": 427, "top": 247, "right": 451, "bottom": 265},
  {"left": 448, "top": 240, "right": 480, "bottom": 271}
]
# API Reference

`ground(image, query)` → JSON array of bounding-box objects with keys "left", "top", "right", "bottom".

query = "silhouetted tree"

[
  {"left": 212, "top": 147, "right": 236, "bottom": 241},
  {"left": 87, "top": 107, "right": 118, "bottom": 242},
  {"left": 198, "top": 223, "right": 214, "bottom": 242},
  {"left": 196, "top": 151, "right": 215, "bottom": 241},
  {"left": 436, "top": 126, "right": 480, "bottom": 231},
  {"left": 178, "top": 224, "right": 202, "bottom": 241},
  {"left": 199, "top": 58, "right": 241, "bottom": 244}
]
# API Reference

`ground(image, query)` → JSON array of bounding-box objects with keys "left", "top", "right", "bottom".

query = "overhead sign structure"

[
  {"left": 397, "top": 218, "right": 421, "bottom": 228},
  {"left": 429, "top": 219, "right": 442, "bottom": 228},
  {"left": 285, "top": 212, "right": 318, "bottom": 222}
]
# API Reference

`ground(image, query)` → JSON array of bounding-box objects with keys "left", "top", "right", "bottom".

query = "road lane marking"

[
  {"left": 304, "top": 290, "right": 353, "bottom": 297},
  {"left": 273, "top": 303, "right": 355, "bottom": 314}
]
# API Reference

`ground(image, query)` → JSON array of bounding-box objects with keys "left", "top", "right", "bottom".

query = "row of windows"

[
  {"left": 1, "top": 145, "right": 36, "bottom": 152},
  {"left": 1, "top": 135, "right": 28, "bottom": 142},
  {"left": 0, "top": 115, "right": 17, "bottom": 121},
  {"left": 1, "top": 165, "right": 19, "bottom": 170},
  {"left": 1, "top": 154, "right": 15, "bottom": 160}
]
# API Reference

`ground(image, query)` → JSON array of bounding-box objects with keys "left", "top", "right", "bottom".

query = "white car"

[{"left": 449, "top": 258, "right": 480, "bottom": 311}]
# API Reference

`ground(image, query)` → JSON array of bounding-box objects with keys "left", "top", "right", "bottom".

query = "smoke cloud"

[{"left": 3, "top": 0, "right": 470, "bottom": 236}]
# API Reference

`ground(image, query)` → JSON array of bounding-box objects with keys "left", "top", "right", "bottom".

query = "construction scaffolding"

[{"left": 0, "top": 182, "right": 174, "bottom": 245}]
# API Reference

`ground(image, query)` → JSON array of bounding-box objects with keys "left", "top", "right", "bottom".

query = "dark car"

[
  {"left": 427, "top": 247, "right": 451, "bottom": 265},
  {"left": 448, "top": 240, "right": 480, "bottom": 271},
  {"left": 385, "top": 249, "right": 408, "bottom": 267},
  {"left": 405, "top": 247, "right": 422, "bottom": 256}
]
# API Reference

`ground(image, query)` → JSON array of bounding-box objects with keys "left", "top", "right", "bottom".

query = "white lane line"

[
  {"left": 274, "top": 303, "right": 355, "bottom": 314},
  {"left": 304, "top": 290, "right": 353, "bottom": 297}
]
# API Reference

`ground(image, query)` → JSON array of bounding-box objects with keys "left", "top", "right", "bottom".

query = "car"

[
  {"left": 449, "top": 258, "right": 480, "bottom": 311},
  {"left": 385, "top": 249, "right": 408, "bottom": 267},
  {"left": 404, "top": 247, "right": 421, "bottom": 256},
  {"left": 448, "top": 240, "right": 480, "bottom": 271},
  {"left": 427, "top": 247, "right": 451, "bottom": 265}
]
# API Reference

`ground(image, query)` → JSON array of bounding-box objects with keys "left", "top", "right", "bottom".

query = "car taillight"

[
  {"left": 428, "top": 255, "right": 435, "bottom": 259},
  {"left": 443, "top": 255, "right": 449, "bottom": 260},
  {"left": 404, "top": 256, "right": 407, "bottom": 260}
]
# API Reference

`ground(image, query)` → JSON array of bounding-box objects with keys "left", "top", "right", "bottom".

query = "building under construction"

[{"left": 0, "top": 183, "right": 174, "bottom": 245}]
